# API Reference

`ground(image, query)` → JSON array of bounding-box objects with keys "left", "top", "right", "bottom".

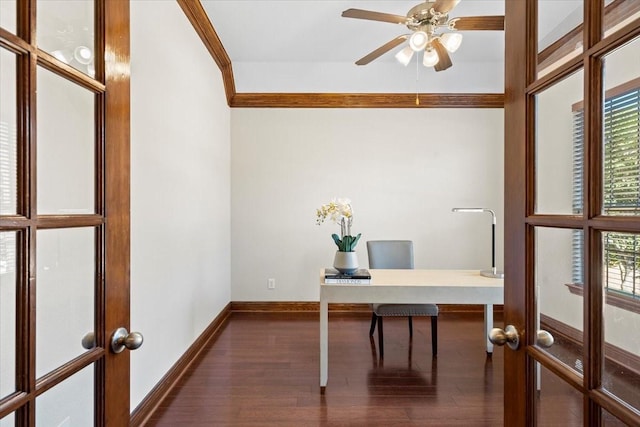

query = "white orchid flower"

[{"left": 316, "top": 198, "right": 355, "bottom": 236}]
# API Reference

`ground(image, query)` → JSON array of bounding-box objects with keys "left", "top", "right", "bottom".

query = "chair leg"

[
  {"left": 408, "top": 316, "right": 413, "bottom": 338},
  {"left": 431, "top": 316, "right": 438, "bottom": 356},
  {"left": 377, "top": 316, "right": 384, "bottom": 359},
  {"left": 369, "top": 313, "right": 377, "bottom": 336}
]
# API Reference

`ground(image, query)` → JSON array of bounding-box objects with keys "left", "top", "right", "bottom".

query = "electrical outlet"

[{"left": 268, "top": 278, "right": 276, "bottom": 290}]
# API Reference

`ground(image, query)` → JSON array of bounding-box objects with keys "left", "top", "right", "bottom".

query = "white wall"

[
  {"left": 130, "top": 1, "right": 231, "bottom": 409},
  {"left": 230, "top": 108, "right": 504, "bottom": 301}
]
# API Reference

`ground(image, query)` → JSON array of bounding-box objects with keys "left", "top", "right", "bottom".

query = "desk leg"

[
  {"left": 320, "top": 298, "right": 328, "bottom": 393},
  {"left": 485, "top": 304, "right": 494, "bottom": 354}
]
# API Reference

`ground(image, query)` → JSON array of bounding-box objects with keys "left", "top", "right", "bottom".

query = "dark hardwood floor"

[
  {"left": 145, "top": 311, "right": 505, "bottom": 426},
  {"left": 145, "top": 311, "right": 637, "bottom": 426}
]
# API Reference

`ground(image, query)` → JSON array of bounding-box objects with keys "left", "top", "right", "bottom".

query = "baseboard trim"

[
  {"left": 230, "top": 301, "right": 367, "bottom": 312},
  {"left": 540, "top": 313, "right": 640, "bottom": 377},
  {"left": 130, "top": 302, "right": 232, "bottom": 427},
  {"left": 230, "top": 301, "right": 503, "bottom": 314},
  {"left": 131, "top": 300, "right": 502, "bottom": 424}
]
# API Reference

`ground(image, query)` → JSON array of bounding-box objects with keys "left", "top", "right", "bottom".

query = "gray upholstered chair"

[{"left": 367, "top": 240, "right": 438, "bottom": 358}]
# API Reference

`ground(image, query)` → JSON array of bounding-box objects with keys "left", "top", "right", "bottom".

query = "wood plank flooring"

[
  {"left": 143, "top": 311, "right": 638, "bottom": 425},
  {"left": 145, "top": 312, "right": 505, "bottom": 426}
]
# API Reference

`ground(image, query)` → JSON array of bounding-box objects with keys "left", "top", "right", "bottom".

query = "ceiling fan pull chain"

[{"left": 415, "top": 53, "right": 420, "bottom": 106}]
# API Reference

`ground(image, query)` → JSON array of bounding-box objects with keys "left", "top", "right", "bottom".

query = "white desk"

[{"left": 319, "top": 269, "right": 504, "bottom": 391}]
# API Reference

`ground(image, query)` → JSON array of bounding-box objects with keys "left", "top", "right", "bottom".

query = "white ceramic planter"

[{"left": 333, "top": 251, "right": 359, "bottom": 274}]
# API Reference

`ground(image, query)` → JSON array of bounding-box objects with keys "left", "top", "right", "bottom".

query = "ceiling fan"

[{"left": 342, "top": 0, "right": 504, "bottom": 72}]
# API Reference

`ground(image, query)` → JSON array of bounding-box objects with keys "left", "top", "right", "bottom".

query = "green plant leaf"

[
  {"left": 331, "top": 233, "right": 344, "bottom": 251},
  {"left": 351, "top": 233, "right": 361, "bottom": 250},
  {"left": 331, "top": 233, "right": 362, "bottom": 252}
]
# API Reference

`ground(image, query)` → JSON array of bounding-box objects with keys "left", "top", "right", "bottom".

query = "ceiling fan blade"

[
  {"left": 342, "top": 8, "right": 407, "bottom": 25},
  {"left": 432, "top": 0, "right": 461, "bottom": 14},
  {"left": 355, "top": 35, "right": 409, "bottom": 65},
  {"left": 450, "top": 16, "right": 505, "bottom": 31},
  {"left": 432, "top": 39, "right": 453, "bottom": 72}
]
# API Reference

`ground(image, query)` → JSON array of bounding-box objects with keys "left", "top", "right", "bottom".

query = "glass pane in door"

[
  {"left": 537, "top": 0, "right": 583, "bottom": 77},
  {"left": 535, "top": 69, "right": 584, "bottom": 215},
  {"left": 603, "top": 407, "right": 633, "bottom": 426},
  {"left": 0, "top": 412, "right": 15, "bottom": 427},
  {"left": 601, "top": 231, "right": 640, "bottom": 411},
  {"left": 36, "top": 0, "right": 95, "bottom": 77},
  {"left": 0, "top": 232, "right": 17, "bottom": 398},
  {"left": 36, "top": 67, "right": 95, "bottom": 215},
  {"left": 0, "top": 49, "right": 17, "bottom": 216},
  {"left": 36, "top": 228, "right": 94, "bottom": 377},
  {"left": 0, "top": 1, "right": 16, "bottom": 34},
  {"left": 535, "top": 227, "right": 584, "bottom": 374},
  {"left": 535, "top": 363, "right": 583, "bottom": 426},
  {"left": 601, "top": 36, "right": 640, "bottom": 217},
  {"left": 603, "top": 0, "right": 640, "bottom": 38},
  {"left": 35, "top": 364, "right": 93, "bottom": 425}
]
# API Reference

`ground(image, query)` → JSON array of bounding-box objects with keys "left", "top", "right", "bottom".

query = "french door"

[
  {"left": 504, "top": 0, "right": 640, "bottom": 425},
  {"left": 0, "top": 1, "right": 132, "bottom": 425}
]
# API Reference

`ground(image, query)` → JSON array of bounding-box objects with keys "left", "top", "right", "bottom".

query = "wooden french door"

[
  {"left": 0, "top": 1, "right": 131, "bottom": 425},
  {"left": 505, "top": 0, "right": 640, "bottom": 425}
]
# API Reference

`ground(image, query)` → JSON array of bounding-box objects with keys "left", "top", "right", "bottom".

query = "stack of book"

[{"left": 324, "top": 268, "right": 372, "bottom": 284}]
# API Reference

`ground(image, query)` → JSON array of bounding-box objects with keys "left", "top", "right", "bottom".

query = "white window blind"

[
  {"left": 572, "top": 108, "right": 584, "bottom": 284},
  {"left": 572, "top": 83, "right": 640, "bottom": 298},
  {"left": 0, "top": 120, "right": 17, "bottom": 275}
]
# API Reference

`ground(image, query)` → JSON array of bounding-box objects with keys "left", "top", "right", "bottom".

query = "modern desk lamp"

[{"left": 452, "top": 208, "right": 504, "bottom": 279}]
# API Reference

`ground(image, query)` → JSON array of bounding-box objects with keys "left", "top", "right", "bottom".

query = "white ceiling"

[{"left": 200, "top": 0, "right": 584, "bottom": 94}]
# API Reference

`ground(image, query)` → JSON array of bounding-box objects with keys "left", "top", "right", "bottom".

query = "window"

[
  {"left": 572, "top": 78, "right": 640, "bottom": 304},
  {"left": 1, "top": 110, "right": 17, "bottom": 276}
]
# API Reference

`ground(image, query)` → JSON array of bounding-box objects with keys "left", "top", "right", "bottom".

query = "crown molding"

[
  {"left": 177, "top": 0, "right": 236, "bottom": 105},
  {"left": 231, "top": 92, "right": 504, "bottom": 108},
  {"left": 179, "top": 0, "right": 505, "bottom": 109}
]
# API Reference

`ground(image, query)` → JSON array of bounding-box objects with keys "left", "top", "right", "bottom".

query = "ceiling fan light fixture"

[
  {"left": 409, "top": 31, "right": 428, "bottom": 51},
  {"left": 74, "top": 46, "right": 93, "bottom": 65},
  {"left": 395, "top": 45, "right": 414, "bottom": 66},
  {"left": 341, "top": 2, "right": 505, "bottom": 73},
  {"left": 440, "top": 32, "right": 463, "bottom": 53},
  {"left": 423, "top": 46, "right": 439, "bottom": 67}
]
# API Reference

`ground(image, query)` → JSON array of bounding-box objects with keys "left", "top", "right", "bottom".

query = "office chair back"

[
  {"left": 366, "top": 239, "right": 438, "bottom": 358},
  {"left": 367, "top": 240, "right": 414, "bottom": 269}
]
